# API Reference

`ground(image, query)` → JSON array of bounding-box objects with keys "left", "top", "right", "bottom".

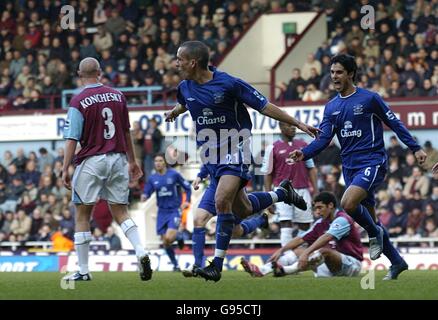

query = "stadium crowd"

[
  {"left": 1, "top": 132, "right": 438, "bottom": 247},
  {"left": 279, "top": 0, "right": 438, "bottom": 100},
  {"left": 1, "top": 0, "right": 437, "bottom": 111},
  {"left": 0, "top": 0, "right": 438, "bottom": 248}
]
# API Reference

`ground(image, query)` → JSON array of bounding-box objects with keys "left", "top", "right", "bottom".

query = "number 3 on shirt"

[{"left": 102, "top": 107, "right": 115, "bottom": 139}]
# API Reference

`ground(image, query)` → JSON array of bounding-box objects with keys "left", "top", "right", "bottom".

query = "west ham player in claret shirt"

[{"left": 62, "top": 57, "right": 152, "bottom": 282}]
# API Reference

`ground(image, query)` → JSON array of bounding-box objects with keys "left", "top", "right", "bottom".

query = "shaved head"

[{"left": 78, "top": 57, "right": 101, "bottom": 78}]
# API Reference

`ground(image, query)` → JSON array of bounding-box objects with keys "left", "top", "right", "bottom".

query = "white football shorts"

[
  {"left": 275, "top": 188, "right": 313, "bottom": 223},
  {"left": 314, "top": 253, "right": 362, "bottom": 277},
  {"left": 72, "top": 153, "right": 129, "bottom": 205}
]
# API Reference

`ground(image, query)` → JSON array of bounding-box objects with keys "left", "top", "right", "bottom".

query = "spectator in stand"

[
  {"left": 37, "top": 148, "right": 53, "bottom": 173},
  {"left": 422, "top": 218, "right": 438, "bottom": 238},
  {"left": 387, "top": 151, "right": 404, "bottom": 178},
  {"left": 387, "top": 203, "right": 408, "bottom": 237},
  {"left": 28, "top": 208, "right": 43, "bottom": 240},
  {"left": 60, "top": 208, "right": 75, "bottom": 240},
  {"left": 302, "top": 53, "right": 322, "bottom": 80},
  {"left": 17, "top": 193, "right": 36, "bottom": 215},
  {"left": 424, "top": 141, "right": 438, "bottom": 171},
  {"left": 105, "top": 226, "right": 122, "bottom": 250},
  {"left": 407, "top": 208, "right": 424, "bottom": 235},
  {"left": 302, "top": 83, "right": 324, "bottom": 102},
  {"left": 401, "top": 153, "right": 416, "bottom": 183},
  {"left": 10, "top": 209, "right": 32, "bottom": 239},
  {"left": 143, "top": 117, "right": 163, "bottom": 180},
  {"left": 324, "top": 173, "right": 345, "bottom": 202},
  {"left": 403, "top": 166, "right": 430, "bottom": 199}
]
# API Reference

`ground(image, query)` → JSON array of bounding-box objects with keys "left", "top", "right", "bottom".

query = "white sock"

[
  {"left": 259, "top": 262, "right": 273, "bottom": 275},
  {"left": 269, "top": 191, "right": 278, "bottom": 203},
  {"left": 283, "top": 261, "right": 300, "bottom": 275},
  {"left": 280, "top": 227, "right": 293, "bottom": 247},
  {"left": 74, "top": 231, "right": 92, "bottom": 274},
  {"left": 214, "top": 249, "right": 226, "bottom": 259},
  {"left": 120, "top": 219, "right": 146, "bottom": 258}
]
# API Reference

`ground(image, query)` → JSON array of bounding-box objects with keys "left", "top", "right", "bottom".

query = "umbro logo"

[
  {"left": 332, "top": 111, "right": 341, "bottom": 115},
  {"left": 187, "top": 97, "right": 195, "bottom": 101},
  {"left": 154, "top": 181, "right": 159, "bottom": 184},
  {"left": 361, "top": 177, "right": 370, "bottom": 182}
]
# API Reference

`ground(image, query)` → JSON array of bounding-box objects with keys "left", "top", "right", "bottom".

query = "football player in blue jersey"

[
  {"left": 182, "top": 164, "right": 270, "bottom": 277},
  {"left": 165, "top": 41, "right": 319, "bottom": 281},
  {"left": 141, "top": 153, "right": 192, "bottom": 271},
  {"left": 291, "top": 54, "right": 427, "bottom": 280}
]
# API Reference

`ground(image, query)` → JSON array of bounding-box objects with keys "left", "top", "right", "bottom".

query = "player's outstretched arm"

[
  {"left": 261, "top": 102, "right": 320, "bottom": 138},
  {"left": 62, "top": 139, "right": 78, "bottom": 190},
  {"left": 165, "top": 103, "right": 188, "bottom": 122},
  {"left": 268, "top": 237, "right": 305, "bottom": 262}
]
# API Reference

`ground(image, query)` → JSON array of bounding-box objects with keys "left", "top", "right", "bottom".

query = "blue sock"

[
  {"left": 248, "top": 192, "right": 274, "bottom": 213},
  {"left": 348, "top": 205, "right": 379, "bottom": 238},
  {"left": 241, "top": 214, "right": 266, "bottom": 236},
  {"left": 274, "top": 188, "right": 287, "bottom": 202},
  {"left": 377, "top": 221, "right": 403, "bottom": 265},
  {"left": 165, "top": 247, "right": 178, "bottom": 267},
  {"left": 192, "top": 227, "right": 206, "bottom": 267},
  {"left": 213, "top": 214, "right": 235, "bottom": 271}
]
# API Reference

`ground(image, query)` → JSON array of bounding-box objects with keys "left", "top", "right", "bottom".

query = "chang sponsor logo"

[
  {"left": 158, "top": 187, "right": 173, "bottom": 197},
  {"left": 196, "top": 108, "right": 226, "bottom": 125},
  {"left": 340, "top": 121, "right": 362, "bottom": 138}
]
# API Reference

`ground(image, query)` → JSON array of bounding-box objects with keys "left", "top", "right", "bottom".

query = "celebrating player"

[
  {"left": 290, "top": 54, "right": 427, "bottom": 280},
  {"left": 165, "top": 41, "right": 319, "bottom": 282}
]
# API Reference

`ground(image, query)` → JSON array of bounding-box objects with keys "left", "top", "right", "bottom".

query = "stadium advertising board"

[
  {"left": 0, "top": 103, "right": 436, "bottom": 142},
  {"left": 0, "top": 255, "right": 59, "bottom": 272}
]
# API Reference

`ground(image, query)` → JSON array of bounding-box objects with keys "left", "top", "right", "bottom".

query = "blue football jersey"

[
  {"left": 143, "top": 169, "right": 192, "bottom": 210},
  {"left": 177, "top": 66, "right": 268, "bottom": 160},
  {"left": 303, "top": 87, "right": 420, "bottom": 169}
]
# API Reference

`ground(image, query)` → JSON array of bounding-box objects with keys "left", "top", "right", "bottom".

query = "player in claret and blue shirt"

[
  {"left": 165, "top": 41, "right": 320, "bottom": 282},
  {"left": 291, "top": 54, "right": 427, "bottom": 280}
]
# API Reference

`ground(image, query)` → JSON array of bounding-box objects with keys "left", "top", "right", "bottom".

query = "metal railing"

[{"left": 61, "top": 86, "right": 164, "bottom": 109}]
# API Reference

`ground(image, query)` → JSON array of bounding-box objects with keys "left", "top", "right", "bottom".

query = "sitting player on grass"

[{"left": 241, "top": 191, "right": 364, "bottom": 278}]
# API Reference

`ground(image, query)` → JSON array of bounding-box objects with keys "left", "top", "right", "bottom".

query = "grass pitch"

[{"left": 0, "top": 271, "right": 437, "bottom": 300}]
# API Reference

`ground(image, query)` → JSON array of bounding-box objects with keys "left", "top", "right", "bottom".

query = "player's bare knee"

[
  {"left": 340, "top": 197, "right": 357, "bottom": 214},
  {"left": 194, "top": 211, "right": 210, "bottom": 227},
  {"left": 215, "top": 195, "right": 232, "bottom": 213},
  {"left": 163, "top": 237, "right": 171, "bottom": 247},
  {"left": 194, "top": 215, "right": 206, "bottom": 228}
]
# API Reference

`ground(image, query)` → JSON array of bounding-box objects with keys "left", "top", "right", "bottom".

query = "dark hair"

[
  {"left": 180, "top": 41, "right": 210, "bottom": 69},
  {"left": 330, "top": 54, "right": 357, "bottom": 81},
  {"left": 313, "top": 192, "right": 337, "bottom": 208},
  {"left": 154, "top": 152, "right": 166, "bottom": 161}
]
